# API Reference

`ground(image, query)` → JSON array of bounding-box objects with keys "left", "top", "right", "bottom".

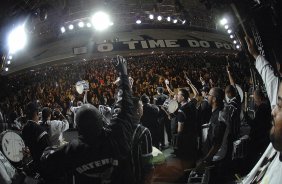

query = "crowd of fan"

[{"left": 0, "top": 53, "right": 244, "bottom": 126}]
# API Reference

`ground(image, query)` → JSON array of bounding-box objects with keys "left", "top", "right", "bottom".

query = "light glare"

[
  {"left": 236, "top": 45, "right": 240, "bottom": 49},
  {"left": 78, "top": 22, "right": 84, "bottom": 28},
  {"left": 227, "top": 29, "right": 232, "bottom": 34},
  {"left": 167, "top": 17, "right": 171, "bottom": 22},
  {"left": 224, "top": 25, "right": 229, "bottom": 29},
  {"left": 157, "top": 16, "right": 162, "bottom": 21},
  {"left": 8, "top": 25, "right": 27, "bottom": 54},
  {"left": 136, "top": 20, "right": 141, "bottom": 24},
  {"left": 220, "top": 18, "right": 228, "bottom": 25},
  {"left": 61, "top": 27, "right": 66, "bottom": 33},
  {"left": 5, "top": 68, "right": 9, "bottom": 72},
  {"left": 91, "top": 12, "right": 112, "bottom": 31},
  {"left": 173, "top": 19, "right": 178, "bottom": 23},
  {"left": 149, "top": 14, "right": 154, "bottom": 20},
  {"left": 230, "top": 35, "right": 234, "bottom": 39},
  {"left": 8, "top": 55, "right": 12, "bottom": 60},
  {"left": 86, "top": 23, "right": 92, "bottom": 27},
  {"left": 69, "top": 24, "right": 74, "bottom": 30},
  {"left": 233, "top": 40, "right": 237, "bottom": 44},
  {"left": 7, "top": 60, "right": 11, "bottom": 65}
]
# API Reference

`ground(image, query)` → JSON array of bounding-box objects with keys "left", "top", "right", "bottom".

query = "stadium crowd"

[{"left": 0, "top": 37, "right": 279, "bottom": 184}]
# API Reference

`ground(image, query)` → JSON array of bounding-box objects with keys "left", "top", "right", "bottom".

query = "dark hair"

[
  {"left": 225, "top": 85, "right": 236, "bottom": 97},
  {"left": 140, "top": 94, "right": 150, "bottom": 104},
  {"left": 254, "top": 89, "right": 265, "bottom": 100},
  {"left": 25, "top": 102, "right": 38, "bottom": 120},
  {"left": 157, "top": 87, "right": 164, "bottom": 94},
  {"left": 76, "top": 104, "right": 104, "bottom": 141},
  {"left": 42, "top": 107, "right": 51, "bottom": 121},
  {"left": 213, "top": 87, "right": 224, "bottom": 108},
  {"left": 132, "top": 97, "right": 140, "bottom": 111},
  {"left": 179, "top": 88, "right": 189, "bottom": 101}
]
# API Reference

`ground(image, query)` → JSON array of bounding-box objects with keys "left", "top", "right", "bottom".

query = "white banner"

[{"left": 243, "top": 144, "right": 282, "bottom": 184}]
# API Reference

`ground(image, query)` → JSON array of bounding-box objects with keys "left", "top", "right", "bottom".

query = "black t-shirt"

[
  {"left": 200, "top": 97, "right": 212, "bottom": 125},
  {"left": 177, "top": 101, "right": 197, "bottom": 135},
  {"left": 22, "top": 120, "right": 50, "bottom": 164}
]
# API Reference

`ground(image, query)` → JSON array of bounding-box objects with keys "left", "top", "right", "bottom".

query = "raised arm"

[
  {"left": 226, "top": 65, "right": 235, "bottom": 86},
  {"left": 164, "top": 79, "right": 174, "bottom": 96},
  {"left": 184, "top": 72, "right": 199, "bottom": 98},
  {"left": 110, "top": 55, "right": 134, "bottom": 155},
  {"left": 245, "top": 36, "right": 279, "bottom": 108}
]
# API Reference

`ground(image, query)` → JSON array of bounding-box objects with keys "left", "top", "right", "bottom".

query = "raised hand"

[
  {"left": 244, "top": 35, "right": 259, "bottom": 59},
  {"left": 111, "top": 55, "right": 128, "bottom": 76}
]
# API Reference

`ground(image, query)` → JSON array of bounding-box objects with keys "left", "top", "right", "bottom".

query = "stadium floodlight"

[
  {"left": 86, "top": 23, "right": 92, "bottom": 27},
  {"left": 5, "top": 67, "right": 9, "bottom": 72},
  {"left": 8, "top": 55, "right": 12, "bottom": 60},
  {"left": 78, "top": 22, "right": 84, "bottom": 28},
  {"left": 220, "top": 18, "right": 228, "bottom": 25},
  {"left": 91, "top": 11, "right": 112, "bottom": 31},
  {"left": 167, "top": 17, "right": 171, "bottom": 22},
  {"left": 236, "top": 45, "right": 240, "bottom": 49},
  {"left": 149, "top": 14, "right": 154, "bottom": 20},
  {"left": 157, "top": 16, "right": 162, "bottom": 21},
  {"left": 173, "top": 19, "right": 178, "bottom": 23},
  {"left": 227, "top": 29, "right": 232, "bottom": 34},
  {"left": 61, "top": 27, "right": 66, "bottom": 33},
  {"left": 7, "top": 60, "right": 11, "bottom": 65},
  {"left": 233, "top": 40, "right": 237, "bottom": 44},
  {"left": 68, "top": 24, "right": 74, "bottom": 30},
  {"left": 136, "top": 19, "right": 142, "bottom": 24},
  {"left": 230, "top": 35, "right": 234, "bottom": 39},
  {"left": 8, "top": 25, "right": 27, "bottom": 54},
  {"left": 224, "top": 25, "right": 229, "bottom": 29}
]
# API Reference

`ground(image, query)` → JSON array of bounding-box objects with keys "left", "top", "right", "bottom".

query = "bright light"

[
  {"left": 149, "top": 14, "right": 154, "bottom": 20},
  {"left": 8, "top": 55, "right": 12, "bottom": 60},
  {"left": 230, "top": 35, "right": 234, "bottom": 39},
  {"left": 5, "top": 68, "right": 8, "bottom": 72},
  {"left": 220, "top": 18, "right": 228, "bottom": 25},
  {"left": 227, "top": 29, "right": 232, "bottom": 34},
  {"left": 109, "top": 22, "right": 114, "bottom": 26},
  {"left": 8, "top": 25, "right": 27, "bottom": 54},
  {"left": 7, "top": 60, "right": 11, "bottom": 65},
  {"left": 173, "top": 19, "right": 178, "bottom": 23},
  {"left": 236, "top": 45, "right": 240, "bottom": 49},
  {"left": 86, "top": 23, "right": 92, "bottom": 27},
  {"left": 182, "top": 20, "right": 186, "bottom": 24},
  {"left": 91, "top": 11, "right": 112, "bottom": 31},
  {"left": 167, "top": 17, "right": 171, "bottom": 22},
  {"left": 157, "top": 16, "right": 162, "bottom": 21},
  {"left": 224, "top": 25, "right": 229, "bottom": 29},
  {"left": 233, "top": 40, "right": 237, "bottom": 44},
  {"left": 68, "top": 24, "right": 74, "bottom": 30},
  {"left": 78, "top": 22, "right": 84, "bottom": 28},
  {"left": 136, "top": 20, "right": 142, "bottom": 24},
  {"left": 61, "top": 27, "right": 66, "bottom": 33}
]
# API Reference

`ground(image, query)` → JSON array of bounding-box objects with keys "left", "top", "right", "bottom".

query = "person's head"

[
  {"left": 157, "top": 87, "right": 164, "bottom": 95},
  {"left": 225, "top": 85, "right": 237, "bottom": 99},
  {"left": 177, "top": 88, "right": 189, "bottom": 103},
  {"left": 140, "top": 94, "right": 150, "bottom": 104},
  {"left": 253, "top": 89, "right": 265, "bottom": 107},
  {"left": 208, "top": 87, "right": 224, "bottom": 109},
  {"left": 76, "top": 104, "right": 104, "bottom": 143},
  {"left": 77, "top": 101, "right": 83, "bottom": 106},
  {"left": 270, "top": 83, "right": 282, "bottom": 151},
  {"left": 26, "top": 102, "right": 39, "bottom": 122},
  {"left": 201, "top": 86, "right": 210, "bottom": 97},
  {"left": 132, "top": 97, "right": 143, "bottom": 122},
  {"left": 41, "top": 107, "right": 51, "bottom": 121}
]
